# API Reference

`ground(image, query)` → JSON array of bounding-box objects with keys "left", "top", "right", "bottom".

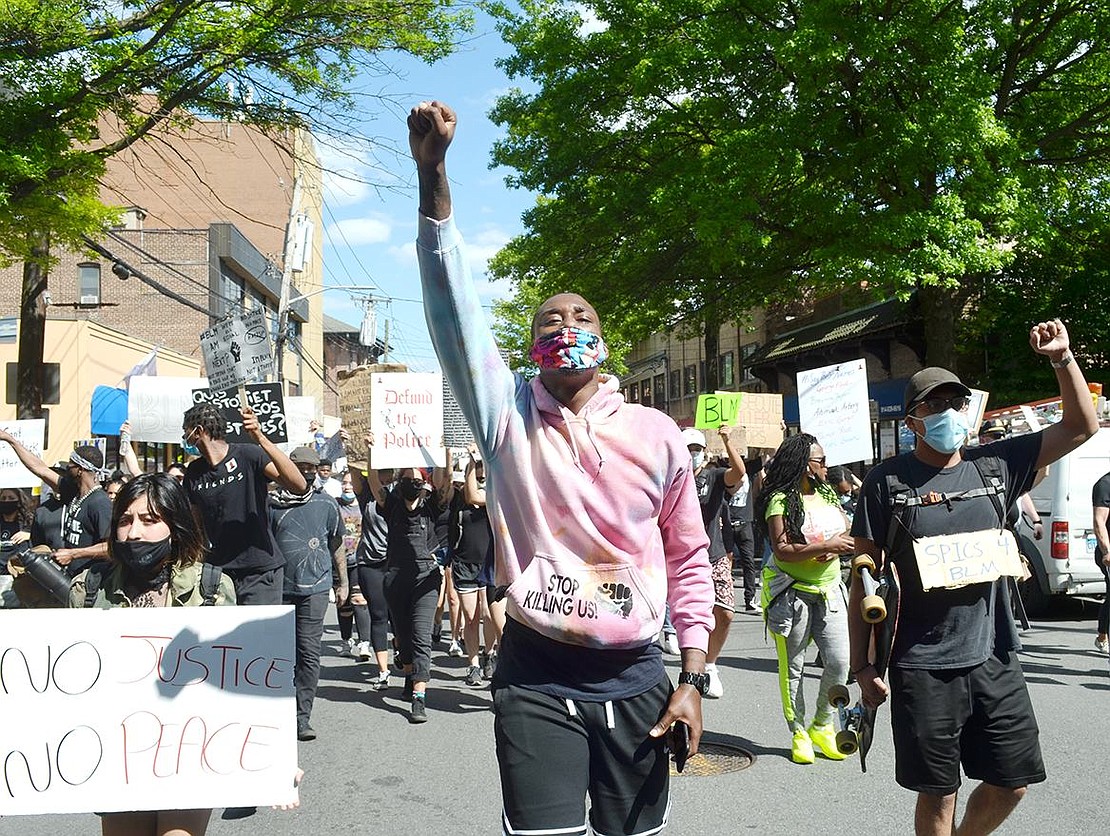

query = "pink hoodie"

[{"left": 418, "top": 215, "right": 714, "bottom": 652}]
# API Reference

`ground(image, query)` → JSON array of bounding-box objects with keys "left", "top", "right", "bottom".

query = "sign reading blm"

[
  {"left": 191, "top": 383, "right": 288, "bottom": 443},
  {"left": 199, "top": 309, "right": 273, "bottom": 392}
]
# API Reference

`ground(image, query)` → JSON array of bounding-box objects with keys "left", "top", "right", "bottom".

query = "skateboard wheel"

[
  {"left": 851, "top": 554, "right": 876, "bottom": 576},
  {"left": 828, "top": 683, "right": 851, "bottom": 708},
  {"left": 861, "top": 594, "right": 887, "bottom": 624},
  {"left": 836, "top": 730, "right": 859, "bottom": 755}
]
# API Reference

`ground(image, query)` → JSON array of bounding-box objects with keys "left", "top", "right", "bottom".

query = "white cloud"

[
  {"left": 573, "top": 4, "right": 609, "bottom": 37},
  {"left": 328, "top": 216, "right": 392, "bottom": 246}
]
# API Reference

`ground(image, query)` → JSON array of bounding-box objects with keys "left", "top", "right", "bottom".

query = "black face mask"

[
  {"left": 56, "top": 474, "right": 79, "bottom": 503},
  {"left": 0, "top": 500, "right": 19, "bottom": 516},
  {"left": 398, "top": 480, "right": 426, "bottom": 501},
  {"left": 114, "top": 538, "right": 173, "bottom": 577}
]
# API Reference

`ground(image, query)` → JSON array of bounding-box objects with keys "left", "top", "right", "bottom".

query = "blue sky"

[{"left": 316, "top": 7, "right": 537, "bottom": 372}]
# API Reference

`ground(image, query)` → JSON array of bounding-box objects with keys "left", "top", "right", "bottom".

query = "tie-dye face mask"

[{"left": 530, "top": 326, "right": 609, "bottom": 370}]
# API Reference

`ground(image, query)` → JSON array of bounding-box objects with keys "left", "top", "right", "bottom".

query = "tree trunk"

[
  {"left": 918, "top": 283, "right": 958, "bottom": 370},
  {"left": 702, "top": 307, "right": 722, "bottom": 393},
  {"left": 17, "top": 233, "right": 50, "bottom": 420}
]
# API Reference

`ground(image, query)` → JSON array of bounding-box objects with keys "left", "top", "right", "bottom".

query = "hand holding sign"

[{"left": 241, "top": 404, "right": 263, "bottom": 442}]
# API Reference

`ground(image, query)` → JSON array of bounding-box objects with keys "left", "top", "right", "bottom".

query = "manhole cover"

[{"left": 670, "top": 741, "right": 755, "bottom": 777}]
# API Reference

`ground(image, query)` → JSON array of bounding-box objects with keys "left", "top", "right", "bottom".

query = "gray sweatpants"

[{"left": 767, "top": 585, "right": 850, "bottom": 732}]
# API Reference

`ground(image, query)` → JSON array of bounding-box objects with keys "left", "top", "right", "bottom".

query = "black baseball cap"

[{"left": 903, "top": 367, "right": 972, "bottom": 415}]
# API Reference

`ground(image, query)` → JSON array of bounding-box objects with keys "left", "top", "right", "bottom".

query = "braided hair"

[
  {"left": 755, "top": 433, "right": 818, "bottom": 545},
  {"left": 183, "top": 402, "right": 226, "bottom": 441}
]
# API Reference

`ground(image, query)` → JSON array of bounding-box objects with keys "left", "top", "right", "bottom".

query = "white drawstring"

[
  {"left": 565, "top": 698, "right": 578, "bottom": 717},
  {"left": 604, "top": 700, "right": 615, "bottom": 730}
]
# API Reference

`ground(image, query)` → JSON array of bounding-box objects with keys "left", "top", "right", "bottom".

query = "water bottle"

[{"left": 20, "top": 547, "right": 73, "bottom": 605}]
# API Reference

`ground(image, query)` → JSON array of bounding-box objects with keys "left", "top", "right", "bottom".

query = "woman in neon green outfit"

[{"left": 755, "top": 433, "right": 855, "bottom": 764}]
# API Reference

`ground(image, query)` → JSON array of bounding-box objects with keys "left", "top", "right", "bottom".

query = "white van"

[{"left": 1022, "top": 427, "right": 1110, "bottom": 613}]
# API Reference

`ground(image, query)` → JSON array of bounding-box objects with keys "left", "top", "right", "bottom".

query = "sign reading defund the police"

[
  {"left": 199, "top": 309, "right": 273, "bottom": 393},
  {"left": 0, "top": 606, "right": 297, "bottom": 816},
  {"left": 369, "top": 372, "right": 446, "bottom": 469}
]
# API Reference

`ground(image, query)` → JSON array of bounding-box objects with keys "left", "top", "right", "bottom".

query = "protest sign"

[
  {"left": 0, "top": 605, "right": 297, "bottom": 816},
  {"left": 128, "top": 376, "right": 208, "bottom": 443},
  {"left": 736, "top": 392, "right": 784, "bottom": 449},
  {"left": 705, "top": 426, "right": 748, "bottom": 460},
  {"left": 283, "top": 396, "right": 318, "bottom": 446},
  {"left": 695, "top": 392, "right": 743, "bottom": 430},
  {"left": 0, "top": 419, "right": 46, "bottom": 488},
  {"left": 337, "top": 363, "right": 407, "bottom": 459},
  {"left": 798, "top": 359, "right": 872, "bottom": 466},
  {"left": 199, "top": 309, "right": 273, "bottom": 392},
  {"left": 967, "top": 388, "right": 990, "bottom": 436},
  {"left": 191, "top": 383, "right": 287, "bottom": 443},
  {"left": 370, "top": 372, "right": 445, "bottom": 469},
  {"left": 443, "top": 377, "right": 474, "bottom": 448}
]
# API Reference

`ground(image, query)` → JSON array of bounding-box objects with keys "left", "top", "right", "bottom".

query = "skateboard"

[{"left": 829, "top": 554, "right": 900, "bottom": 773}]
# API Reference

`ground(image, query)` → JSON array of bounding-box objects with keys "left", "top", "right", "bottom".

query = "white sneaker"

[
  {"left": 356, "top": 641, "right": 372, "bottom": 662},
  {"left": 1096, "top": 636, "right": 1109, "bottom": 654},
  {"left": 448, "top": 639, "right": 464, "bottom": 658},
  {"left": 663, "top": 632, "right": 680, "bottom": 656},
  {"left": 342, "top": 637, "right": 356, "bottom": 658},
  {"left": 705, "top": 663, "right": 724, "bottom": 699}
]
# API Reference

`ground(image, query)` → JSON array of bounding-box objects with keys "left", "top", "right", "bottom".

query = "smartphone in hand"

[{"left": 671, "top": 721, "right": 690, "bottom": 773}]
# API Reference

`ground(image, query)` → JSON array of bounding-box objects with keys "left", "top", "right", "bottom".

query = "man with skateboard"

[{"left": 850, "top": 319, "right": 1097, "bottom": 836}]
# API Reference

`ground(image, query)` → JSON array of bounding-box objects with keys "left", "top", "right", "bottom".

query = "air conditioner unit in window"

[{"left": 79, "top": 295, "right": 100, "bottom": 307}]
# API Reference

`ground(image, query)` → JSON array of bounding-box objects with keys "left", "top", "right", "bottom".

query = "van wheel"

[{"left": 1019, "top": 564, "right": 1052, "bottom": 618}]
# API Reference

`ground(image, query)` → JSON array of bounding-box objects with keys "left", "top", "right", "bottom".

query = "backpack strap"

[
  {"left": 882, "top": 455, "right": 918, "bottom": 567},
  {"left": 968, "top": 456, "right": 1008, "bottom": 529},
  {"left": 199, "top": 563, "right": 224, "bottom": 606},
  {"left": 82, "top": 563, "right": 109, "bottom": 608}
]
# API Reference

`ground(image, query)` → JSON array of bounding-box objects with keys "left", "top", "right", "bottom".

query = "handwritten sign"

[
  {"left": 443, "top": 377, "right": 475, "bottom": 448},
  {"left": 967, "top": 388, "right": 990, "bottom": 436},
  {"left": 191, "top": 383, "right": 287, "bottom": 444},
  {"left": 0, "top": 420, "right": 46, "bottom": 488},
  {"left": 798, "top": 360, "right": 872, "bottom": 466},
  {"left": 199, "top": 309, "right": 273, "bottom": 392},
  {"left": 735, "top": 392, "right": 784, "bottom": 449},
  {"left": 913, "top": 528, "right": 1025, "bottom": 590},
  {"left": 337, "top": 363, "right": 407, "bottom": 459},
  {"left": 369, "top": 372, "right": 445, "bottom": 469},
  {"left": 695, "top": 393, "right": 742, "bottom": 429},
  {"left": 0, "top": 606, "right": 297, "bottom": 816}
]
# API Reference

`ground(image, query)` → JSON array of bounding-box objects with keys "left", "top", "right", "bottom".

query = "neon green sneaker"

[
  {"left": 808, "top": 723, "right": 848, "bottom": 760},
  {"left": 791, "top": 728, "right": 815, "bottom": 764}
]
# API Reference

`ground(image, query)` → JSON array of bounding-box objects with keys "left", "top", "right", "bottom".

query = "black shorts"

[
  {"left": 452, "top": 560, "right": 483, "bottom": 593},
  {"left": 493, "top": 678, "right": 672, "bottom": 836},
  {"left": 890, "top": 650, "right": 1046, "bottom": 795}
]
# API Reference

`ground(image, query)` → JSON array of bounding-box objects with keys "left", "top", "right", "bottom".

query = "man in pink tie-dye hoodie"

[{"left": 410, "top": 101, "right": 715, "bottom": 836}]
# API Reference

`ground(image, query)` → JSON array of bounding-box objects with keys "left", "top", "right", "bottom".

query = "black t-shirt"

[
  {"left": 695, "top": 466, "right": 729, "bottom": 561},
  {"left": 449, "top": 491, "right": 492, "bottom": 567},
  {"left": 355, "top": 482, "right": 390, "bottom": 566},
  {"left": 852, "top": 433, "right": 1042, "bottom": 669},
  {"left": 61, "top": 487, "right": 112, "bottom": 577},
  {"left": 185, "top": 443, "right": 282, "bottom": 573},
  {"left": 1092, "top": 472, "right": 1110, "bottom": 559},
  {"left": 31, "top": 495, "right": 65, "bottom": 551},
  {"left": 383, "top": 489, "right": 439, "bottom": 573}
]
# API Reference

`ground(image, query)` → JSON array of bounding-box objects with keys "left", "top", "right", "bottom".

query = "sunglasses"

[
  {"left": 915, "top": 395, "right": 971, "bottom": 415},
  {"left": 809, "top": 457, "right": 827, "bottom": 466}
]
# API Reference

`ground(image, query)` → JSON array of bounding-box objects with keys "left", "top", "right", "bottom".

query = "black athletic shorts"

[
  {"left": 493, "top": 677, "right": 672, "bottom": 836},
  {"left": 452, "top": 560, "right": 483, "bottom": 593},
  {"left": 889, "top": 650, "right": 1046, "bottom": 795}
]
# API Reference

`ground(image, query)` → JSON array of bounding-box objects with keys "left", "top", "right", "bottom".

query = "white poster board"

[
  {"left": 797, "top": 359, "right": 872, "bottom": 466},
  {"left": 284, "top": 395, "right": 318, "bottom": 446},
  {"left": 128, "top": 376, "right": 208, "bottom": 443},
  {"left": 0, "top": 606, "right": 297, "bottom": 816},
  {"left": 199, "top": 309, "right": 273, "bottom": 392},
  {"left": 0, "top": 419, "right": 46, "bottom": 487},
  {"left": 369, "top": 372, "right": 446, "bottom": 469}
]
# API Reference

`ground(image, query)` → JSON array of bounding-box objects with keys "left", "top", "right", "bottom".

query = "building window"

[
  {"left": 669, "top": 369, "right": 681, "bottom": 400},
  {"left": 684, "top": 365, "right": 697, "bottom": 396},
  {"left": 77, "top": 263, "right": 101, "bottom": 306},
  {"left": 720, "top": 351, "right": 735, "bottom": 388},
  {"left": 641, "top": 379, "right": 653, "bottom": 408},
  {"left": 653, "top": 373, "right": 667, "bottom": 410},
  {"left": 629, "top": 381, "right": 640, "bottom": 403},
  {"left": 741, "top": 343, "right": 759, "bottom": 382}
]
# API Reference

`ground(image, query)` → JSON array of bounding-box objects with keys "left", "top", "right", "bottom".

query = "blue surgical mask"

[
  {"left": 917, "top": 409, "right": 969, "bottom": 454},
  {"left": 182, "top": 428, "right": 200, "bottom": 457},
  {"left": 691, "top": 451, "right": 705, "bottom": 469}
]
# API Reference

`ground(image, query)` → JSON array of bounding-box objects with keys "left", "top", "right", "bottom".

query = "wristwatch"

[
  {"left": 1050, "top": 351, "right": 1073, "bottom": 368},
  {"left": 677, "top": 670, "right": 711, "bottom": 695}
]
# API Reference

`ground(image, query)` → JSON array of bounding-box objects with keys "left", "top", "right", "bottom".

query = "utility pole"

[
  {"left": 274, "top": 174, "right": 303, "bottom": 386},
  {"left": 382, "top": 317, "right": 390, "bottom": 363}
]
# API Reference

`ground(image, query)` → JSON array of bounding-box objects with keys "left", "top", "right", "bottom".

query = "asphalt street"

[{"left": 4, "top": 590, "right": 1107, "bottom": 835}]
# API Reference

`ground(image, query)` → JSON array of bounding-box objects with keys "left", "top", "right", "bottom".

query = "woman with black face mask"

[{"left": 1, "top": 488, "right": 33, "bottom": 602}]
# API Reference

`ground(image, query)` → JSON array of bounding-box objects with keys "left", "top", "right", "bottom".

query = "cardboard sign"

[
  {"left": 191, "top": 383, "right": 287, "bottom": 443},
  {"left": 695, "top": 392, "right": 743, "bottom": 429},
  {"left": 443, "top": 377, "right": 475, "bottom": 448},
  {"left": 199, "top": 309, "right": 273, "bottom": 392},
  {"left": 798, "top": 360, "right": 872, "bottom": 466},
  {"left": 337, "top": 363, "right": 407, "bottom": 457},
  {"left": 369, "top": 372, "right": 445, "bottom": 469},
  {"left": 128, "top": 376, "right": 208, "bottom": 444},
  {"left": 735, "top": 392, "right": 784, "bottom": 449},
  {"left": 705, "top": 426, "right": 748, "bottom": 461},
  {"left": 913, "top": 528, "right": 1025, "bottom": 590},
  {"left": 0, "top": 419, "right": 46, "bottom": 488},
  {"left": 0, "top": 606, "right": 297, "bottom": 816}
]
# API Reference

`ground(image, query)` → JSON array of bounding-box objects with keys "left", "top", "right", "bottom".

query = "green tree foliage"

[
  {"left": 486, "top": 1, "right": 1110, "bottom": 370},
  {"left": 0, "top": 0, "right": 470, "bottom": 261}
]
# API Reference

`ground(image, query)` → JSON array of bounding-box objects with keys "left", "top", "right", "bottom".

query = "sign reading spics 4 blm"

[
  {"left": 199, "top": 309, "right": 273, "bottom": 392},
  {"left": 0, "top": 607, "right": 298, "bottom": 815}
]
